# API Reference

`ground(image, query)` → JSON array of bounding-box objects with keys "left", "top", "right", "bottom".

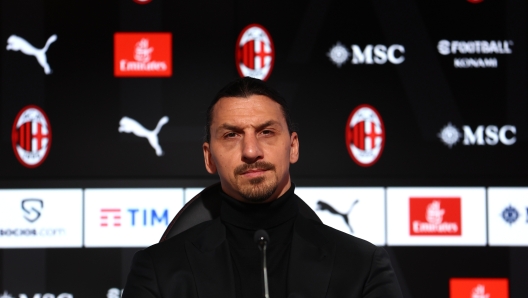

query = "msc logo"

[
  {"left": 328, "top": 43, "right": 405, "bottom": 67},
  {"left": 21, "top": 199, "right": 43, "bottom": 223},
  {"left": 100, "top": 208, "right": 168, "bottom": 227},
  {"left": 438, "top": 123, "right": 516, "bottom": 148}
]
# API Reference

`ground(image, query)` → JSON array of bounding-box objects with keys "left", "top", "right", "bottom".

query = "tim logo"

[
  {"left": 101, "top": 209, "right": 121, "bottom": 227},
  {"left": 450, "top": 278, "right": 508, "bottom": 298},
  {"left": 11, "top": 105, "right": 52, "bottom": 168},
  {"left": 345, "top": 105, "right": 385, "bottom": 167},
  {"left": 114, "top": 33, "right": 172, "bottom": 77},
  {"left": 22, "top": 199, "right": 44, "bottom": 223},
  {"left": 6, "top": 34, "right": 57, "bottom": 74},
  {"left": 410, "top": 198, "right": 461, "bottom": 236},
  {"left": 235, "top": 24, "right": 274, "bottom": 81},
  {"left": 317, "top": 200, "right": 358, "bottom": 233}
]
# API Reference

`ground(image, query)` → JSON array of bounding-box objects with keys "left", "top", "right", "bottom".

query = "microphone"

[{"left": 254, "top": 229, "right": 270, "bottom": 298}]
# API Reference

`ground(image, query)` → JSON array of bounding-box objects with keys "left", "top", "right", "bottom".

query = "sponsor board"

[
  {"left": 295, "top": 187, "right": 386, "bottom": 245},
  {"left": 345, "top": 105, "right": 385, "bottom": 167},
  {"left": 6, "top": 34, "right": 57, "bottom": 74},
  {"left": 114, "top": 33, "right": 172, "bottom": 77},
  {"left": 437, "top": 39, "right": 513, "bottom": 68},
  {"left": 0, "top": 189, "right": 82, "bottom": 248},
  {"left": 450, "top": 278, "right": 508, "bottom": 298},
  {"left": 184, "top": 188, "right": 205, "bottom": 204},
  {"left": 12, "top": 105, "right": 52, "bottom": 168},
  {"left": 84, "top": 188, "right": 183, "bottom": 247},
  {"left": 438, "top": 123, "right": 516, "bottom": 148},
  {"left": 488, "top": 188, "right": 528, "bottom": 246},
  {"left": 328, "top": 42, "right": 405, "bottom": 67},
  {"left": 235, "top": 24, "right": 274, "bottom": 81},
  {"left": 387, "top": 188, "right": 486, "bottom": 246}
]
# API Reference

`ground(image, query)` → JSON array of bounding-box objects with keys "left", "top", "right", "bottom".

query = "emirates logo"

[
  {"left": 410, "top": 198, "right": 461, "bottom": 236},
  {"left": 114, "top": 33, "right": 172, "bottom": 77}
]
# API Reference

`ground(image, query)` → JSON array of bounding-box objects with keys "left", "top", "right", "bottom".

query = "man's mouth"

[
  {"left": 241, "top": 169, "right": 268, "bottom": 178},
  {"left": 234, "top": 161, "right": 276, "bottom": 178}
]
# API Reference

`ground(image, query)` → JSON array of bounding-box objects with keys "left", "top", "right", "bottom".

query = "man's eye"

[
  {"left": 261, "top": 130, "right": 273, "bottom": 136},
  {"left": 225, "top": 132, "right": 237, "bottom": 138}
]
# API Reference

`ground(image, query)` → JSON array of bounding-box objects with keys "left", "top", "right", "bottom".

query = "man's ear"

[
  {"left": 203, "top": 142, "right": 217, "bottom": 174},
  {"left": 289, "top": 132, "right": 299, "bottom": 164}
]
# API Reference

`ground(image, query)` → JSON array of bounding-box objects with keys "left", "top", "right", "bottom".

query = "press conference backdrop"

[{"left": 1, "top": 0, "right": 527, "bottom": 297}]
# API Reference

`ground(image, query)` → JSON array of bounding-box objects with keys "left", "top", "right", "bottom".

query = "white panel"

[
  {"left": 184, "top": 188, "right": 205, "bottom": 204},
  {"left": 295, "top": 187, "right": 386, "bottom": 246},
  {"left": 387, "top": 187, "right": 486, "bottom": 246},
  {"left": 84, "top": 188, "right": 183, "bottom": 247},
  {"left": 0, "top": 189, "right": 83, "bottom": 248},
  {"left": 488, "top": 187, "right": 528, "bottom": 246}
]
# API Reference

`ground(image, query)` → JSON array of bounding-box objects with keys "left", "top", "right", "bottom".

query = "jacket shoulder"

[
  {"left": 303, "top": 216, "right": 378, "bottom": 254},
  {"left": 144, "top": 219, "right": 217, "bottom": 257}
]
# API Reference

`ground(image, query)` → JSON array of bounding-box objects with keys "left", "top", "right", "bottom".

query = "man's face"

[{"left": 203, "top": 95, "right": 299, "bottom": 203}]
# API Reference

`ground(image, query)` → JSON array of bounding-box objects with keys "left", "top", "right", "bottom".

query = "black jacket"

[{"left": 123, "top": 201, "right": 403, "bottom": 298}]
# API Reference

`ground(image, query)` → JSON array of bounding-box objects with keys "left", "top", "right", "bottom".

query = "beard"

[{"left": 233, "top": 161, "right": 278, "bottom": 203}]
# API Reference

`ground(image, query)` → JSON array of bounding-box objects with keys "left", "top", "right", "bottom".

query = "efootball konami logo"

[
  {"left": 11, "top": 105, "right": 52, "bottom": 168},
  {"left": 235, "top": 24, "right": 275, "bottom": 81},
  {"left": 345, "top": 105, "right": 385, "bottom": 167}
]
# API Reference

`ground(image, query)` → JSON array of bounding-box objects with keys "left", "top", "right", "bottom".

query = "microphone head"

[{"left": 254, "top": 229, "right": 270, "bottom": 247}]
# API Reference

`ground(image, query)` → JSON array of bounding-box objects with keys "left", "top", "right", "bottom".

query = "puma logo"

[
  {"left": 317, "top": 200, "right": 358, "bottom": 234},
  {"left": 118, "top": 116, "right": 169, "bottom": 156},
  {"left": 6, "top": 34, "right": 57, "bottom": 74}
]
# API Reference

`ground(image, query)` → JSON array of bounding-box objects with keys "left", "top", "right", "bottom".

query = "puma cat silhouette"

[
  {"left": 317, "top": 200, "right": 358, "bottom": 233},
  {"left": 6, "top": 34, "right": 57, "bottom": 74},
  {"left": 118, "top": 116, "right": 169, "bottom": 156}
]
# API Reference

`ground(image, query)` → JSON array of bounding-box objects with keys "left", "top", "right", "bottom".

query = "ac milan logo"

[
  {"left": 235, "top": 24, "right": 275, "bottom": 81},
  {"left": 11, "top": 105, "right": 52, "bottom": 168},
  {"left": 345, "top": 105, "right": 385, "bottom": 167}
]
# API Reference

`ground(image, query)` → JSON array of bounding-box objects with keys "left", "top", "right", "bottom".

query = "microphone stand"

[{"left": 254, "top": 229, "right": 270, "bottom": 298}]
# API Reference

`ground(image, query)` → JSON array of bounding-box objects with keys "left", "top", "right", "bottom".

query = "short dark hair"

[{"left": 205, "top": 77, "right": 295, "bottom": 142}]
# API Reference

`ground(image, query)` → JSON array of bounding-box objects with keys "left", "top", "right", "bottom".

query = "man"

[{"left": 123, "top": 77, "right": 402, "bottom": 298}]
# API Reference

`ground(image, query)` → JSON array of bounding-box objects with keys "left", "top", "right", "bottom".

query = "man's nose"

[{"left": 241, "top": 133, "right": 263, "bottom": 162}]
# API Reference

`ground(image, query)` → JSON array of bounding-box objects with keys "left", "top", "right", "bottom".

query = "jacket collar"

[{"left": 185, "top": 207, "right": 336, "bottom": 298}]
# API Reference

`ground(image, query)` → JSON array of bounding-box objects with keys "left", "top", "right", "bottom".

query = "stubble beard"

[{"left": 234, "top": 161, "right": 278, "bottom": 203}]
